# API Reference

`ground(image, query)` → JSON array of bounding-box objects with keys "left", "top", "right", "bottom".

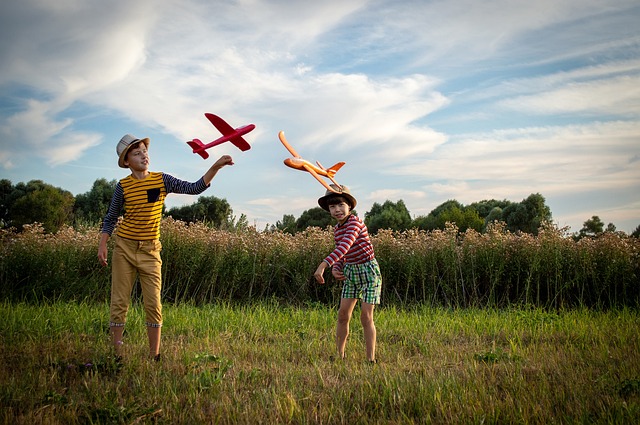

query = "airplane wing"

[
  {"left": 278, "top": 131, "right": 301, "bottom": 158},
  {"left": 230, "top": 137, "right": 251, "bottom": 151},
  {"left": 302, "top": 163, "right": 340, "bottom": 193},
  {"left": 205, "top": 113, "right": 236, "bottom": 136}
]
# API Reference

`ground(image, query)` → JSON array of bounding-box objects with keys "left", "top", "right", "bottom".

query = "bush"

[{"left": 1, "top": 219, "right": 638, "bottom": 308}]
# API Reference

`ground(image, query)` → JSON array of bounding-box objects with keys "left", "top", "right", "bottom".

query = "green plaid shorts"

[{"left": 341, "top": 259, "right": 382, "bottom": 304}]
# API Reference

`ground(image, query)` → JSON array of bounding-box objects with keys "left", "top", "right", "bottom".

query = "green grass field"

[{"left": 2, "top": 301, "right": 639, "bottom": 424}]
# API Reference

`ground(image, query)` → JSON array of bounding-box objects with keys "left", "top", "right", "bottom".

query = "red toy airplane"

[
  {"left": 187, "top": 113, "right": 254, "bottom": 159},
  {"left": 279, "top": 130, "right": 344, "bottom": 193}
]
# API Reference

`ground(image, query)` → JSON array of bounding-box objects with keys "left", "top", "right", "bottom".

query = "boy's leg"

[
  {"left": 147, "top": 326, "right": 161, "bottom": 359},
  {"left": 336, "top": 298, "right": 358, "bottom": 359},
  {"left": 110, "top": 326, "right": 125, "bottom": 355},
  {"left": 138, "top": 239, "right": 163, "bottom": 358},
  {"left": 110, "top": 237, "right": 138, "bottom": 355},
  {"left": 360, "top": 302, "right": 376, "bottom": 362}
]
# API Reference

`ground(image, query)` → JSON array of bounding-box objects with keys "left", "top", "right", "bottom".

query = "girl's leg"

[
  {"left": 360, "top": 302, "right": 376, "bottom": 362},
  {"left": 336, "top": 298, "right": 358, "bottom": 359}
]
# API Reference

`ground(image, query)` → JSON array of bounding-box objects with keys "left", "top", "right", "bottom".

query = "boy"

[
  {"left": 314, "top": 185, "right": 382, "bottom": 363},
  {"left": 98, "top": 134, "right": 233, "bottom": 361}
]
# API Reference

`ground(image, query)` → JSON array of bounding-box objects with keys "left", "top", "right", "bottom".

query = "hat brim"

[
  {"left": 318, "top": 192, "right": 357, "bottom": 211},
  {"left": 118, "top": 137, "right": 150, "bottom": 168}
]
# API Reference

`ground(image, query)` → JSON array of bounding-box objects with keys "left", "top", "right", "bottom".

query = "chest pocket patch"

[{"left": 147, "top": 188, "right": 161, "bottom": 203}]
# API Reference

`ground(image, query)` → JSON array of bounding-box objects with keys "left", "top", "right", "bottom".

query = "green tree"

[
  {"left": 165, "top": 195, "right": 232, "bottom": 227},
  {"left": 413, "top": 199, "right": 463, "bottom": 231},
  {"left": 413, "top": 200, "right": 483, "bottom": 232},
  {"left": 0, "top": 179, "right": 14, "bottom": 227},
  {"left": 74, "top": 178, "right": 117, "bottom": 225},
  {"left": 577, "top": 215, "right": 605, "bottom": 239},
  {"left": 411, "top": 214, "right": 435, "bottom": 231},
  {"left": 467, "top": 199, "right": 513, "bottom": 218},
  {"left": 271, "top": 214, "right": 297, "bottom": 234},
  {"left": 364, "top": 200, "right": 412, "bottom": 234},
  {"left": 502, "top": 193, "right": 551, "bottom": 234},
  {"left": 440, "top": 206, "right": 484, "bottom": 233},
  {"left": 296, "top": 207, "right": 334, "bottom": 231},
  {"left": 484, "top": 206, "right": 504, "bottom": 226},
  {"left": 428, "top": 200, "right": 464, "bottom": 218},
  {"left": 1, "top": 180, "right": 29, "bottom": 228},
  {"left": 9, "top": 180, "right": 75, "bottom": 232},
  {"left": 223, "top": 213, "right": 251, "bottom": 231},
  {"left": 631, "top": 224, "right": 640, "bottom": 238}
]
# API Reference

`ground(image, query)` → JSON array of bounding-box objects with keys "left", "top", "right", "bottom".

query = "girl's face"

[
  {"left": 125, "top": 144, "right": 149, "bottom": 171},
  {"left": 328, "top": 201, "right": 350, "bottom": 224}
]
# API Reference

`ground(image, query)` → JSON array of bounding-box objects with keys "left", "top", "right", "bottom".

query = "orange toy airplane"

[
  {"left": 278, "top": 130, "right": 344, "bottom": 193},
  {"left": 187, "top": 113, "right": 254, "bottom": 159}
]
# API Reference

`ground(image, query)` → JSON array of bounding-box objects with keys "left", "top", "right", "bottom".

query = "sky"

[{"left": 0, "top": 0, "right": 639, "bottom": 233}]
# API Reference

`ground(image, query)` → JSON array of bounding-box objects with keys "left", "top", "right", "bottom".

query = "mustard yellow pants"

[{"left": 109, "top": 236, "right": 163, "bottom": 328}]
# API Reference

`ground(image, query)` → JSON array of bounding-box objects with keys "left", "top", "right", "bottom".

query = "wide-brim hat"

[
  {"left": 117, "top": 134, "right": 150, "bottom": 168},
  {"left": 318, "top": 184, "right": 357, "bottom": 211}
]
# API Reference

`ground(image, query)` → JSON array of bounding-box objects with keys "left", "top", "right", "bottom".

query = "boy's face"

[
  {"left": 328, "top": 201, "right": 350, "bottom": 224},
  {"left": 124, "top": 144, "right": 149, "bottom": 171}
]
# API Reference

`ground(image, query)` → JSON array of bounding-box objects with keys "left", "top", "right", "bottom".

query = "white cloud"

[
  {"left": 366, "top": 188, "right": 427, "bottom": 209},
  {"left": 0, "top": 0, "right": 638, "bottom": 232},
  {"left": 0, "top": 0, "right": 157, "bottom": 92},
  {"left": 499, "top": 75, "right": 640, "bottom": 116},
  {"left": 390, "top": 121, "right": 640, "bottom": 212},
  {"left": 463, "top": 59, "right": 640, "bottom": 103},
  {"left": 337, "top": 0, "right": 640, "bottom": 71},
  {"left": 0, "top": 98, "right": 102, "bottom": 166},
  {"left": 0, "top": 151, "right": 13, "bottom": 169}
]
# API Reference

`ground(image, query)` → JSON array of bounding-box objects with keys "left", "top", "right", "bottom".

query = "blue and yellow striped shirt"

[{"left": 101, "top": 172, "right": 208, "bottom": 240}]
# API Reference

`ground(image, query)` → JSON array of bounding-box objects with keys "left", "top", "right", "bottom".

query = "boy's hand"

[
  {"left": 98, "top": 246, "right": 108, "bottom": 267},
  {"left": 214, "top": 155, "right": 234, "bottom": 168},
  {"left": 98, "top": 234, "right": 109, "bottom": 267},
  {"left": 203, "top": 155, "right": 234, "bottom": 185}
]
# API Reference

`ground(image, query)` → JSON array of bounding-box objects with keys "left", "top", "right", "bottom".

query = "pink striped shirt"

[{"left": 323, "top": 214, "right": 375, "bottom": 271}]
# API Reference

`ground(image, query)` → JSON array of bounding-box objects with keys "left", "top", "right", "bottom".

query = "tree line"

[{"left": 1, "top": 178, "right": 638, "bottom": 238}]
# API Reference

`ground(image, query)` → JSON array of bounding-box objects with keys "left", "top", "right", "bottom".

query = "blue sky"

[{"left": 1, "top": 0, "right": 638, "bottom": 233}]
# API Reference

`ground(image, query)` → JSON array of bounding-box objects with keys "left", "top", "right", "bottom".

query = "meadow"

[
  {"left": 1, "top": 302, "right": 640, "bottom": 424},
  {"left": 1, "top": 220, "right": 639, "bottom": 423}
]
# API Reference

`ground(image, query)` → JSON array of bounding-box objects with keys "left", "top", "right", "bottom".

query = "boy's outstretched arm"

[{"left": 203, "top": 155, "right": 234, "bottom": 185}]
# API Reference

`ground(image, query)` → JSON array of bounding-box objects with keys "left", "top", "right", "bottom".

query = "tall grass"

[
  {"left": 1, "top": 302, "right": 639, "bottom": 424},
  {"left": 1, "top": 219, "right": 638, "bottom": 308}
]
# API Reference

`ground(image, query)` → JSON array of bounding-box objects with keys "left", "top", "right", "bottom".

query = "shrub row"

[{"left": 1, "top": 219, "right": 638, "bottom": 308}]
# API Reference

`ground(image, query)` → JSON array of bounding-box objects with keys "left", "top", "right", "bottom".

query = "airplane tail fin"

[
  {"left": 325, "top": 162, "right": 346, "bottom": 177},
  {"left": 187, "top": 139, "right": 209, "bottom": 159}
]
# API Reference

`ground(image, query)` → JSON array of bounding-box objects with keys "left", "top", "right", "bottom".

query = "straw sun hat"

[{"left": 116, "top": 134, "right": 150, "bottom": 168}]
